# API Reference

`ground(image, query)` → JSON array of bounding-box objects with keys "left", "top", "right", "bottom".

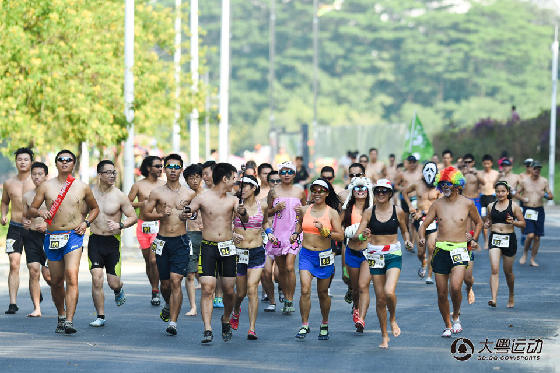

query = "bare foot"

[
  {"left": 379, "top": 336, "right": 390, "bottom": 349},
  {"left": 507, "top": 296, "right": 514, "bottom": 308},
  {"left": 390, "top": 321, "right": 401, "bottom": 337},
  {"left": 185, "top": 309, "right": 197, "bottom": 316},
  {"left": 530, "top": 260, "right": 539, "bottom": 267},
  {"left": 27, "top": 310, "right": 41, "bottom": 317},
  {"left": 467, "top": 288, "right": 475, "bottom": 304},
  {"left": 519, "top": 255, "right": 527, "bottom": 265}
]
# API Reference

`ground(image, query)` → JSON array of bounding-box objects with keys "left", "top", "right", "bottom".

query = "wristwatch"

[
  {"left": 119, "top": 222, "right": 125, "bottom": 229},
  {"left": 84, "top": 220, "right": 91, "bottom": 228}
]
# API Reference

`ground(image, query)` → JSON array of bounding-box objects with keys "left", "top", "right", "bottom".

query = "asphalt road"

[{"left": 1, "top": 208, "right": 559, "bottom": 373}]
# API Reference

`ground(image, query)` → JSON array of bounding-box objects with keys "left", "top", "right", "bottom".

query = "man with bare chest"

[
  {"left": 128, "top": 155, "right": 165, "bottom": 306},
  {"left": 499, "top": 159, "right": 520, "bottom": 198},
  {"left": 29, "top": 150, "right": 99, "bottom": 334},
  {"left": 143, "top": 154, "right": 195, "bottom": 336},
  {"left": 88, "top": 160, "right": 137, "bottom": 327},
  {"left": 395, "top": 156, "right": 423, "bottom": 246},
  {"left": 22, "top": 162, "right": 52, "bottom": 317},
  {"left": 188, "top": 163, "right": 248, "bottom": 344},
  {"left": 461, "top": 154, "right": 485, "bottom": 216},
  {"left": 365, "top": 148, "right": 386, "bottom": 183},
  {"left": 479, "top": 155, "right": 500, "bottom": 216},
  {"left": 516, "top": 161, "right": 553, "bottom": 267},
  {"left": 419, "top": 167, "right": 482, "bottom": 337},
  {"left": 2, "top": 148, "right": 36, "bottom": 314}
]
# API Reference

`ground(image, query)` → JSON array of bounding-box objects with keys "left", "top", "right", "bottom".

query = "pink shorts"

[
  {"left": 265, "top": 240, "right": 301, "bottom": 257},
  {"left": 136, "top": 219, "right": 158, "bottom": 250}
]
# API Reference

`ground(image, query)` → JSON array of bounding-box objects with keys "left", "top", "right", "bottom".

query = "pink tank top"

[{"left": 234, "top": 200, "right": 264, "bottom": 229}]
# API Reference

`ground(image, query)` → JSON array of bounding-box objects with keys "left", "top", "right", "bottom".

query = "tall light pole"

[
  {"left": 123, "top": 0, "right": 135, "bottom": 248},
  {"left": 204, "top": 71, "right": 211, "bottom": 160},
  {"left": 218, "top": 0, "right": 230, "bottom": 162},
  {"left": 190, "top": 0, "right": 200, "bottom": 163},
  {"left": 172, "top": 0, "right": 182, "bottom": 153},
  {"left": 269, "top": 0, "right": 277, "bottom": 158},
  {"left": 549, "top": 25, "right": 558, "bottom": 205},
  {"left": 312, "top": 0, "right": 319, "bottom": 164}
]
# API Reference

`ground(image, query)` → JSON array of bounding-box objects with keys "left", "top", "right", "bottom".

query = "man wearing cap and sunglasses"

[
  {"left": 515, "top": 161, "right": 554, "bottom": 267},
  {"left": 498, "top": 159, "right": 520, "bottom": 198}
]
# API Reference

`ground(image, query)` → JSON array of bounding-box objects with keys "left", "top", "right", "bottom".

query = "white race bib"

[
  {"left": 151, "top": 238, "right": 165, "bottom": 256},
  {"left": 5, "top": 238, "right": 16, "bottom": 253},
  {"left": 189, "top": 240, "right": 193, "bottom": 256},
  {"left": 319, "top": 250, "right": 334, "bottom": 267},
  {"left": 491, "top": 234, "right": 510, "bottom": 248},
  {"left": 419, "top": 219, "right": 437, "bottom": 231},
  {"left": 142, "top": 221, "right": 159, "bottom": 234},
  {"left": 237, "top": 249, "right": 249, "bottom": 264},
  {"left": 218, "top": 240, "right": 236, "bottom": 257},
  {"left": 410, "top": 198, "right": 418, "bottom": 210},
  {"left": 364, "top": 252, "right": 385, "bottom": 269},
  {"left": 262, "top": 231, "right": 269, "bottom": 245},
  {"left": 49, "top": 234, "right": 69, "bottom": 250},
  {"left": 450, "top": 247, "right": 470, "bottom": 264},
  {"left": 524, "top": 209, "right": 538, "bottom": 221},
  {"left": 481, "top": 207, "right": 487, "bottom": 217}
]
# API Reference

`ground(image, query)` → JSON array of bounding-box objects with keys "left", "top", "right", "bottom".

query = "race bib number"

[
  {"left": 491, "top": 234, "right": 510, "bottom": 248},
  {"left": 142, "top": 221, "right": 159, "bottom": 234},
  {"left": 419, "top": 219, "right": 437, "bottom": 231},
  {"left": 319, "top": 250, "right": 334, "bottom": 267},
  {"left": 5, "top": 238, "right": 16, "bottom": 253},
  {"left": 218, "top": 240, "right": 236, "bottom": 257},
  {"left": 410, "top": 198, "right": 418, "bottom": 210},
  {"left": 49, "top": 234, "right": 69, "bottom": 250},
  {"left": 262, "top": 231, "right": 269, "bottom": 245},
  {"left": 524, "top": 209, "right": 538, "bottom": 221},
  {"left": 237, "top": 249, "right": 249, "bottom": 264},
  {"left": 365, "top": 252, "right": 385, "bottom": 269},
  {"left": 151, "top": 238, "right": 165, "bottom": 256},
  {"left": 450, "top": 247, "right": 470, "bottom": 264},
  {"left": 481, "top": 207, "right": 487, "bottom": 217}
]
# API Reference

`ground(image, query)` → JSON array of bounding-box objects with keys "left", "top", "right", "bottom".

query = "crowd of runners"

[{"left": 1, "top": 146, "right": 554, "bottom": 347}]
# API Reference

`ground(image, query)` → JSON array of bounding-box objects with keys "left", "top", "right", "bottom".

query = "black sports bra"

[
  {"left": 490, "top": 200, "right": 513, "bottom": 224},
  {"left": 368, "top": 205, "right": 399, "bottom": 235}
]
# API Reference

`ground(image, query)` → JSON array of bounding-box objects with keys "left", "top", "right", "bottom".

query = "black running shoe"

[
  {"left": 344, "top": 288, "right": 353, "bottom": 304},
  {"left": 55, "top": 317, "right": 66, "bottom": 334},
  {"left": 222, "top": 321, "right": 233, "bottom": 342},
  {"left": 295, "top": 326, "right": 310, "bottom": 340},
  {"left": 5, "top": 304, "right": 18, "bottom": 314},
  {"left": 201, "top": 330, "right": 213, "bottom": 344},
  {"left": 166, "top": 324, "right": 177, "bottom": 336},
  {"left": 64, "top": 321, "right": 77, "bottom": 334},
  {"left": 160, "top": 304, "right": 170, "bottom": 322},
  {"left": 151, "top": 291, "right": 160, "bottom": 306},
  {"left": 318, "top": 324, "right": 329, "bottom": 341}
]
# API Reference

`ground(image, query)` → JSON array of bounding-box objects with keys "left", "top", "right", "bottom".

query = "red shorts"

[{"left": 136, "top": 219, "right": 158, "bottom": 250}]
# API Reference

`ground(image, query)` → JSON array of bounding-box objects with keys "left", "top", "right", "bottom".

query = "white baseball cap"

[{"left": 373, "top": 178, "right": 393, "bottom": 190}]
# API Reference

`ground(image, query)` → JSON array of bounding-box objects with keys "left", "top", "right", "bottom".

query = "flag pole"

[
  {"left": 549, "top": 25, "right": 558, "bottom": 206},
  {"left": 408, "top": 111, "right": 416, "bottom": 154}
]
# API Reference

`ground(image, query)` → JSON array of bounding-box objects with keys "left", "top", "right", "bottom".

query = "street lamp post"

[
  {"left": 190, "top": 0, "right": 200, "bottom": 163},
  {"left": 218, "top": 0, "right": 230, "bottom": 162}
]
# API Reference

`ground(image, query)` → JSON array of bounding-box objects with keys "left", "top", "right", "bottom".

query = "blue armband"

[{"left": 265, "top": 228, "right": 273, "bottom": 235}]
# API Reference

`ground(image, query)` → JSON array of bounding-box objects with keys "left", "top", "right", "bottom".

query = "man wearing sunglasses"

[
  {"left": 142, "top": 154, "right": 196, "bottom": 336},
  {"left": 29, "top": 149, "right": 100, "bottom": 334},
  {"left": 128, "top": 155, "right": 165, "bottom": 306},
  {"left": 462, "top": 154, "right": 485, "bottom": 217}
]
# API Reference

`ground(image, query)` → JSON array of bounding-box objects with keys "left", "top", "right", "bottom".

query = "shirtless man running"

[
  {"left": 2, "top": 147, "right": 35, "bottom": 314},
  {"left": 88, "top": 160, "right": 137, "bottom": 327},
  {"left": 143, "top": 154, "right": 195, "bottom": 335},
  {"left": 479, "top": 155, "right": 500, "bottom": 243},
  {"left": 366, "top": 148, "right": 386, "bottom": 183},
  {"left": 394, "top": 155, "right": 422, "bottom": 249},
  {"left": 128, "top": 155, "right": 165, "bottom": 306},
  {"left": 499, "top": 159, "right": 520, "bottom": 198},
  {"left": 188, "top": 163, "right": 248, "bottom": 344},
  {"left": 419, "top": 167, "right": 482, "bottom": 337},
  {"left": 29, "top": 149, "right": 100, "bottom": 334}
]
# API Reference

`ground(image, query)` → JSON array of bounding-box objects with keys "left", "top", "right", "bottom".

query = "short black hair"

[
  {"left": 31, "top": 162, "right": 48, "bottom": 175},
  {"left": 202, "top": 160, "right": 216, "bottom": 170},
  {"left": 359, "top": 154, "right": 368, "bottom": 162},
  {"left": 14, "top": 147, "right": 34, "bottom": 161},
  {"left": 140, "top": 156, "right": 162, "bottom": 177},
  {"left": 267, "top": 170, "right": 279, "bottom": 182},
  {"left": 463, "top": 153, "right": 474, "bottom": 161},
  {"left": 369, "top": 147, "right": 377, "bottom": 153},
  {"left": 442, "top": 149, "right": 453, "bottom": 158},
  {"left": 482, "top": 154, "right": 493, "bottom": 162},
  {"left": 389, "top": 153, "right": 395, "bottom": 158},
  {"left": 164, "top": 153, "right": 183, "bottom": 168},
  {"left": 320, "top": 166, "right": 335, "bottom": 175},
  {"left": 212, "top": 163, "right": 237, "bottom": 185},
  {"left": 349, "top": 163, "right": 365, "bottom": 173},
  {"left": 512, "top": 105, "right": 516, "bottom": 111},
  {"left": 183, "top": 163, "right": 203, "bottom": 179},
  {"left": 55, "top": 149, "right": 76, "bottom": 163},
  {"left": 295, "top": 156, "right": 304, "bottom": 161},
  {"left": 97, "top": 159, "right": 114, "bottom": 173},
  {"left": 257, "top": 163, "right": 273, "bottom": 175}
]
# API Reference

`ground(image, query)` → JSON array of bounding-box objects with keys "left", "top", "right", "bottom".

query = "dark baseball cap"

[
  {"left": 530, "top": 161, "right": 542, "bottom": 169},
  {"left": 501, "top": 159, "right": 512, "bottom": 166},
  {"left": 406, "top": 155, "right": 417, "bottom": 162}
]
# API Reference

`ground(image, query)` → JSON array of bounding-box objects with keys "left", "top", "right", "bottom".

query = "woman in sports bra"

[
  {"left": 290, "top": 179, "right": 344, "bottom": 341},
  {"left": 340, "top": 177, "right": 373, "bottom": 327},
  {"left": 229, "top": 175, "right": 271, "bottom": 340},
  {"left": 354, "top": 179, "right": 412, "bottom": 348},
  {"left": 484, "top": 181, "right": 525, "bottom": 308},
  {"left": 266, "top": 161, "right": 306, "bottom": 314}
]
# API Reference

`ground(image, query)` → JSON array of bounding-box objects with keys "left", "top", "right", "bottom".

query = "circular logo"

[{"left": 451, "top": 338, "right": 474, "bottom": 361}]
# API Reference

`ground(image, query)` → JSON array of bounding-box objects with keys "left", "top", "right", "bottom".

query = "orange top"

[
  {"left": 351, "top": 206, "right": 362, "bottom": 225},
  {"left": 302, "top": 205, "right": 332, "bottom": 235}
]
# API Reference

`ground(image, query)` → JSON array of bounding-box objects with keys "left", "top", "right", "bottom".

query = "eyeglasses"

[
  {"left": 56, "top": 156, "right": 74, "bottom": 163},
  {"left": 279, "top": 169, "right": 295, "bottom": 176},
  {"left": 99, "top": 170, "right": 117, "bottom": 176},
  {"left": 464, "top": 160, "right": 473, "bottom": 164},
  {"left": 269, "top": 179, "right": 282, "bottom": 184},
  {"left": 359, "top": 160, "right": 368, "bottom": 163},
  {"left": 323, "top": 176, "right": 334, "bottom": 181},
  {"left": 151, "top": 164, "right": 163, "bottom": 169},
  {"left": 310, "top": 188, "right": 327, "bottom": 194},
  {"left": 349, "top": 173, "right": 364, "bottom": 178},
  {"left": 374, "top": 188, "right": 390, "bottom": 195},
  {"left": 353, "top": 185, "right": 368, "bottom": 192},
  {"left": 165, "top": 164, "right": 182, "bottom": 170}
]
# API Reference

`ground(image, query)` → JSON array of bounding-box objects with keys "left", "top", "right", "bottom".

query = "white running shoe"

[
  {"left": 441, "top": 328, "right": 452, "bottom": 337},
  {"left": 425, "top": 276, "right": 434, "bottom": 284},
  {"left": 89, "top": 318, "right": 105, "bottom": 327},
  {"left": 452, "top": 319, "right": 463, "bottom": 334},
  {"left": 328, "top": 288, "right": 332, "bottom": 297}
]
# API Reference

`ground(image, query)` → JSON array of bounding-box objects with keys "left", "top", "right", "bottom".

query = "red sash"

[{"left": 46, "top": 175, "right": 75, "bottom": 225}]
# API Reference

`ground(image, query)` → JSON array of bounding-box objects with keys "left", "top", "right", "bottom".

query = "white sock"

[{"left": 169, "top": 321, "right": 177, "bottom": 328}]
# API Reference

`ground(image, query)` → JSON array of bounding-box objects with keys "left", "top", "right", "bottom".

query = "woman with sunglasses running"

[
  {"left": 291, "top": 178, "right": 343, "bottom": 340},
  {"left": 355, "top": 179, "right": 412, "bottom": 348},
  {"left": 340, "top": 177, "right": 373, "bottom": 328},
  {"left": 266, "top": 161, "right": 306, "bottom": 314}
]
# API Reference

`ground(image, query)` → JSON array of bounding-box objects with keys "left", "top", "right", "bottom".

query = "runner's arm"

[
  {"left": 83, "top": 185, "right": 100, "bottom": 223},
  {"left": 468, "top": 200, "right": 483, "bottom": 241},
  {"left": 29, "top": 183, "right": 47, "bottom": 219},
  {"left": 143, "top": 190, "right": 164, "bottom": 220},
  {"left": 396, "top": 206, "right": 411, "bottom": 243},
  {"left": 329, "top": 208, "right": 344, "bottom": 242},
  {"left": 419, "top": 203, "right": 437, "bottom": 242},
  {"left": 120, "top": 193, "right": 138, "bottom": 229},
  {"left": 402, "top": 184, "right": 416, "bottom": 212},
  {"left": 234, "top": 198, "right": 249, "bottom": 223},
  {"left": 1, "top": 182, "right": 9, "bottom": 225},
  {"left": 544, "top": 179, "right": 554, "bottom": 200},
  {"left": 354, "top": 207, "right": 372, "bottom": 238},
  {"left": 127, "top": 183, "right": 142, "bottom": 208},
  {"left": 512, "top": 204, "right": 526, "bottom": 229}
]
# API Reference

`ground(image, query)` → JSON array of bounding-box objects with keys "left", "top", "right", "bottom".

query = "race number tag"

[
  {"left": 262, "top": 231, "right": 269, "bottom": 245},
  {"left": 142, "top": 221, "right": 159, "bottom": 234},
  {"left": 365, "top": 252, "right": 385, "bottom": 269},
  {"left": 450, "top": 247, "right": 470, "bottom": 264},
  {"left": 410, "top": 198, "right": 418, "bottom": 210},
  {"left": 237, "top": 249, "right": 249, "bottom": 265},
  {"left": 419, "top": 219, "right": 437, "bottom": 231},
  {"left": 5, "top": 239, "right": 16, "bottom": 253},
  {"left": 524, "top": 209, "right": 538, "bottom": 221},
  {"left": 319, "top": 250, "right": 334, "bottom": 267},
  {"left": 481, "top": 207, "right": 487, "bottom": 217},
  {"left": 189, "top": 240, "right": 193, "bottom": 256},
  {"left": 151, "top": 238, "right": 165, "bottom": 256},
  {"left": 491, "top": 234, "right": 510, "bottom": 248},
  {"left": 49, "top": 234, "right": 69, "bottom": 250},
  {"left": 218, "top": 240, "right": 236, "bottom": 257}
]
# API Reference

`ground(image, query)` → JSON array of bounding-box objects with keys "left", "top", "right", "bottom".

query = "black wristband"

[
  {"left": 85, "top": 220, "right": 90, "bottom": 228},
  {"left": 119, "top": 222, "right": 125, "bottom": 229}
]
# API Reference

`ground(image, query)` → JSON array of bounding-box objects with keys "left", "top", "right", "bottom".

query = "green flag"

[{"left": 402, "top": 113, "right": 434, "bottom": 162}]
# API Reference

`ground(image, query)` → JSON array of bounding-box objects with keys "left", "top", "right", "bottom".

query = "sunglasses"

[
  {"left": 279, "top": 170, "right": 295, "bottom": 176},
  {"left": 353, "top": 185, "right": 368, "bottom": 192},
  {"left": 269, "top": 179, "right": 282, "bottom": 184},
  {"left": 438, "top": 181, "right": 453, "bottom": 188},
  {"left": 99, "top": 170, "right": 117, "bottom": 176},
  {"left": 151, "top": 164, "right": 163, "bottom": 169},
  {"left": 374, "top": 188, "right": 390, "bottom": 195},
  {"left": 323, "top": 176, "right": 334, "bottom": 181},
  {"left": 56, "top": 156, "right": 74, "bottom": 163},
  {"left": 310, "top": 188, "right": 327, "bottom": 194},
  {"left": 464, "top": 160, "right": 473, "bottom": 164},
  {"left": 165, "top": 164, "right": 182, "bottom": 170},
  {"left": 349, "top": 173, "right": 363, "bottom": 178}
]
